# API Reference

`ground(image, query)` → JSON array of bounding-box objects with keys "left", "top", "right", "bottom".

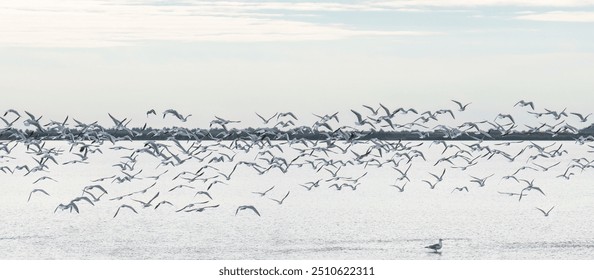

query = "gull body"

[{"left": 425, "top": 239, "right": 443, "bottom": 253}]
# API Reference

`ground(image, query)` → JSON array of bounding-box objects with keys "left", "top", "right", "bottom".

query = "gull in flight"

[
  {"left": 92, "top": 175, "right": 116, "bottom": 182},
  {"left": 168, "top": 184, "right": 196, "bottom": 192},
  {"left": 451, "top": 186, "right": 469, "bottom": 193},
  {"left": 175, "top": 201, "right": 210, "bottom": 212},
  {"left": 519, "top": 185, "right": 546, "bottom": 201},
  {"left": 3, "top": 109, "right": 20, "bottom": 118},
  {"left": 498, "top": 191, "right": 528, "bottom": 198},
  {"left": 0, "top": 116, "right": 19, "bottom": 127},
  {"left": 425, "top": 239, "right": 443, "bottom": 253},
  {"left": 236, "top": 205, "right": 261, "bottom": 217},
  {"left": 495, "top": 113, "right": 515, "bottom": 124},
  {"left": 556, "top": 171, "right": 575, "bottom": 180},
  {"left": 269, "top": 191, "right": 290, "bottom": 205},
  {"left": 185, "top": 204, "right": 220, "bottom": 213},
  {"left": 350, "top": 109, "right": 376, "bottom": 129},
  {"left": 71, "top": 196, "right": 95, "bottom": 206},
  {"left": 422, "top": 180, "right": 439, "bottom": 189},
  {"left": 131, "top": 192, "right": 160, "bottom": 208},
  {"left": 255, "top": 112, "right": 278, "bottom": 124},
  {"left": 154, "top": 201, "right": 174, "bottom": 209},
  {"left": 532, "top": 161, "right": 560, "bottom": 172},
  {"left": 392, "top": 164, "right": 412, "bottom": 182},
  {"left": 0, "top": 166, "right": 13, "bottom": 174},
  {"left": 469, "top": 174, "right": 494, "bottom": 187},
  {"left": 570, "top": 112, "right": 591, "bottom": 123},
  {"left": 429, "top": 169, "right": 446, "bottom": 182},
  {"left": 299, "top": 180, "right": 321, "bottom": 191},
  {"left": 535, "top": 206, "right": 555, "bottom": 217},
  {"left": 433, "top": 109, "right": 455, "bottom": 120},
  {"left": 146, "top": 170, "right": 168, "bottom": 180},
  {"left": 84, "top": 191, "right": 106, "bottom": 203},
  {"left": 514, "top": 100, "right": 535, "bottom": 110},
  {"left": 28, "top": 189, "right": 50, "bottom": 202},
  {"left": 389, "top": 182, "right": 406, "bottom": 192},
  {"left": 55, "top": 202, "right": 79, "bottom": 214},
  {"left": 362, "top": 105, "right": 380, "bottom": 116},
  {"left": 544, "top": 108, "right": 568, "bottom": 120},
  {"left": 451, "top": 100, "right": 471, "bottom": 111},
  {"left": 194, "top": 191, "right": 213, "bottom": 200},
  {"left": 113, "top": 204, "right": 138, "bottom": 218},
  {"left": 252, "top": 186, "right": 275, "bottom": 197},
  {"left": 512, "top": 165, "right": 539, "bottom": 176},
  {"left": 163, "top": 109, "right": 191, "bottom": 122},
  {"left": 277, "top": 112, "right": 298, "bottom": 120},
  {"left": 108, "top": 113, "right": 128, "bottom": 129},
  {"left": 33, "top": 176, "right": 57, "bottom": 184},
  {"left": 519, "top": 178, "right": 536, "bottom": 188},
  {"left": 210, "top": 116, "right": 240, "bottom": 130},
  {"left": 82, "top": 184, "right": 108, "bottom": 195}
]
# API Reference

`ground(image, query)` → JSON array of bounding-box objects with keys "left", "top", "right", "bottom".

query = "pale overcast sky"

[{"left": 1, "top": 0, "right": 593, "bottom": 128}]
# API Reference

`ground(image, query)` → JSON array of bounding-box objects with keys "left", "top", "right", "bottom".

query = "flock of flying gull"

[{"left": 0, "top": 100, "right": 593, "bottom": 239}]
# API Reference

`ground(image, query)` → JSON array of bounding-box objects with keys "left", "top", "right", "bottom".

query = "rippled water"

[{"left": 0, "top": 140, "right": 593, "bottom": 259}]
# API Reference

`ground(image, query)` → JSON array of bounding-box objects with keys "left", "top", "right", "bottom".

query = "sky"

[{"left": 1, "top": 0, "right": 594, "bottom": 128}]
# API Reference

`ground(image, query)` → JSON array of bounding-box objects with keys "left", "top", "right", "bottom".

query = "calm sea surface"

[{"left": 0, "top": 140, "right": 593, "bottom": 259}]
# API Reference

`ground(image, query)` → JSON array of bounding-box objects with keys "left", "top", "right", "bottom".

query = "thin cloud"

[
  {"left": 374, "top": 0, "right": 594, "bottom": 8},
  {"left": 0, "top": 0, "right": 437, "bottom": 48},
  {"left": 516, "top": 11, "right": 594, "bottom": 22}
]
